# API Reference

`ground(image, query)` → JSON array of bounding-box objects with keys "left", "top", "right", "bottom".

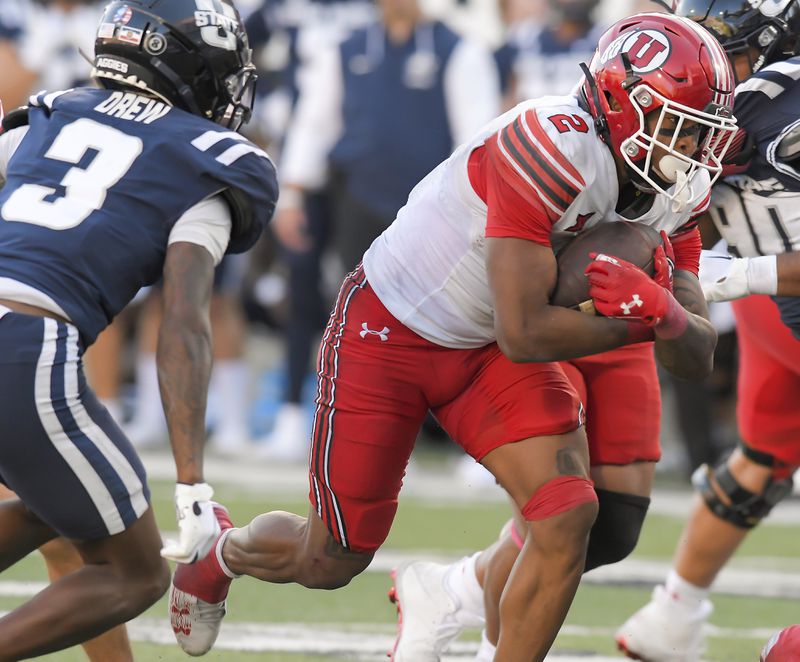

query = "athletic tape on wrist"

[{"left": 747, "top": 255, "right": 778, "bottom": 296}]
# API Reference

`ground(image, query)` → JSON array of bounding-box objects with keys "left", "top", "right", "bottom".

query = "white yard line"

[{"left": 6, "top": 550, "right": 800, "bottom": 601}]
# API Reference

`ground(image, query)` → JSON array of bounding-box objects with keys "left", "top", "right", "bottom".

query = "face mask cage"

[
  {"left": 216, "top": 62, "right": 257, "bottom": 131},
  {"left": 619, "top": 84, "right": 738, "bottom": 209}
]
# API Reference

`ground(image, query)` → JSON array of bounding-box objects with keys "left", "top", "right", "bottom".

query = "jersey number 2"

[
  {"left": 549, "top": 114, "right": 589, "bottom": 134},
  {"left": 2, "top": 118, "right": 143, "bottom": 230}
]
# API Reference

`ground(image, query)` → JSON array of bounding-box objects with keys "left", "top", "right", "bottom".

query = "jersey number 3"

[{"left": 2, "top": 118, "right": 143, "bottom": 230}]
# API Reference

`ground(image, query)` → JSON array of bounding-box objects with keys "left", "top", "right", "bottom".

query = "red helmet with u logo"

[{"left": 581, "top": 12, "right": 738, "bottom": 203}]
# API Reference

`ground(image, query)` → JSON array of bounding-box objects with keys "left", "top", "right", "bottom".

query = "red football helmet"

[
  {"left": 582, "top": 12, "right": 738, "bottom": 207},
  {"left": 761, "top": 625, "right": 800, "bottom": 661}
]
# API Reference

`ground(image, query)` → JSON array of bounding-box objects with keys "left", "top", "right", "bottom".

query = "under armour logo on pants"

[{"left": 359, "top": 323, "right": 390, "bottom": 341}]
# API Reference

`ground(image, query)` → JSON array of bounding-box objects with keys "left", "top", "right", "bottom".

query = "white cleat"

[
  {"left": 169, "top": 586, "right": 227, "bottom": 657},
  {"left": 169, "top": 503, "right": 235, "bottom": 657},
  {"left": 389, "top": 561, "right": 475, "bottom": 661},
  {"left": 616, "top": 584, "right": 713, "bottom": 662}
]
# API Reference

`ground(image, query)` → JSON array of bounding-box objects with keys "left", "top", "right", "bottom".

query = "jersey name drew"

[
  {"left": 93, "top": 91, "right": 172, "bottom": 124},
  {"left": 364, "top": 95, "right": 710, "bottom": 349}
]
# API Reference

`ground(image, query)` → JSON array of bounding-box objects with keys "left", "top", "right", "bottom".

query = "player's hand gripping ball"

[{"left": 551, "top": 221, "right": 665, "bottom": 312}]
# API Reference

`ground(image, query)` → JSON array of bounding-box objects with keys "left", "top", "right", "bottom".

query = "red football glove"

[{"left": 585, "top": 252, "right": 688, "bottom": 339}]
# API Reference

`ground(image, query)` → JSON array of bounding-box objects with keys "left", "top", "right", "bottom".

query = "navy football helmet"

[
  {"left": 93, "top": 0, "right": 257, "bottom": 131},
  {"left": 670, "top": 0, "right": 800, "bottom": 73}
]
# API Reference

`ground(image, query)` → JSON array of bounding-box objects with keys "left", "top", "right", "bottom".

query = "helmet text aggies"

[
  {"left": 582, "top": 13, "right": 738, "bottom": 207},
  {"left": 92, "top": 0, "right": 257, "bottom": 131}
]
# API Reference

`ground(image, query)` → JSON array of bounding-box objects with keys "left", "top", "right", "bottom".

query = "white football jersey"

[
  {"left": 708, "top": 178, "right": 800, "bottom": 258},
  {"left": 363, "top": 95, "right": 710, "bottom": 349}
]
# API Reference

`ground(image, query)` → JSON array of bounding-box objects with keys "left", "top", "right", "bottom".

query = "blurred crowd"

[{"left": 0, "top": 0, "right": 740, "bottom": 478}]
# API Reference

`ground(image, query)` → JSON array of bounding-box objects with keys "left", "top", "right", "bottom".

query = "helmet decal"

[
  {"left": 600, "top": 30, "right": 672, "bottom": 73},
  {"left": 112, "top": 5, "right": 133, "bottom": 24},
  {"left": 144, "top": 32, "right": 168, "bottom": 55},
  {"left": 194, "top": 0, "right": 239, "bottom": 51}
]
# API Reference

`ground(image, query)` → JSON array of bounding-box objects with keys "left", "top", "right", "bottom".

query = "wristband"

[
  {"left": 746, "top": 255, "right": 778, "bottom": 295},
  {"left": 653, "top": 294, "right": 688, "bottom": 340}
]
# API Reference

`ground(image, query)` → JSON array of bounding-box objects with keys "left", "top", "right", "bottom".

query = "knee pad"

[
  {"left": 521, "top": 475, "right": 597, "bottom": 522},
  {"left": 584, "top": 489, "right": 650, "bottom": 572},
  {"left": 692, "top": 445, "right": 795, "bottom": 529}
]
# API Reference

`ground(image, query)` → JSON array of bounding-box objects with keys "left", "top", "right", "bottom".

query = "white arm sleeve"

[
  {"left": 443, "top": 39, "right": 501, "bottom": 147},
  {"left": 0, "top": 125, "right": 29, "bottom": 185},
  {"left": 167, "top": 195, "right": 232, "bottom": 266},
  {"left": 279, "top": 43, "right": 344, "bottom": 189}
]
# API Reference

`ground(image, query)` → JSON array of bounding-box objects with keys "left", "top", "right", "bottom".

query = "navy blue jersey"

[
  {"left": 0, "top": 88, "right": 277, "bottom": 344},
  {"left": 732, "top": 56, "right": 800, "bottom": 190},
  {"left": 711, "top": 57, "right": 800, "bottom": 337}
]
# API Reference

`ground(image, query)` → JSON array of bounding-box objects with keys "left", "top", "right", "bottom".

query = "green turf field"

[{"left": 5, "top": 478, "right": 798, "bottom": 661}]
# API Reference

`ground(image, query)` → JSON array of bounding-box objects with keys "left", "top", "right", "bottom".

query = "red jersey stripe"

[{"left": 522, "top": 110, "right": 585, "bottom": 188}]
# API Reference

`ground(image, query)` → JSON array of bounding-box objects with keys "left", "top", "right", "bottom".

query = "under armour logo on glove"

[
  {"left": 619, "top": 294, "right": 644, "bottom": 315},
  {"left": 360, "top": 322, "right": 390, "bottom": 341},
  {"left": 585, "top": 253, "right": 670, "bottom": 326}
]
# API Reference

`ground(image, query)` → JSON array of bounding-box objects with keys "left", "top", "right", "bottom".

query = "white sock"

[
  {"left": 665, "top": 569, "right": 710, "bottom": 609},
  {"left": 130, "top": 354, "right": 163, "bottom": 426},
  {"left": 474, "top": 629, "right": 496, "bottom": 662},
  {"left": 209, "top": 359, "right": 250, "bottom": 437},
  {"left": 216, "top": 528, "right": 242, "bottom": 579},
  {"left": 446, "top": 553, "right": 485, "bottom": 625}
]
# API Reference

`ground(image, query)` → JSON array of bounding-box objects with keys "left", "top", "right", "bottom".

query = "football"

[
  {"left": 551, "top": 221, "right": 664, "bottom": 312},
  {"left": 761, "top": 624, "right": 800, "bottom": 661}
]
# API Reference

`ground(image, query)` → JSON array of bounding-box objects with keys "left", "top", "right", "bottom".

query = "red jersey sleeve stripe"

[
  {"left": 522, "top": 110, "right": 585, "bottom": 188},
  {"left": 498, "top": 120, "right": 578, "bottom": 212},
  {"left": 494, "top": 132, "right": 564, "bottom": 219},
  {"left": 494, "top": 131, "right": 564, "bottom": 222},
  {"left": 509, "top": 118, "right": 582, "bottom": 202},
  {"left": 690, "top": 189, "right": 711, "bottom": 216}
]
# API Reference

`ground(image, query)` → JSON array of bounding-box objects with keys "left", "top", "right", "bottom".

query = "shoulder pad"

[{"left": 0, "top": 106, "right": 30, "bottom": 134}]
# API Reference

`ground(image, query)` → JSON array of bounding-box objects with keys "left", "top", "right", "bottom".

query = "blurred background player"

[
  {"left": 258, "top": 0, "right": 501, "bottom": 460},
  {"left": 244, "top": 0, "right": 377, "bottom": 459},
  {"left": 169, "top": 13, "right": 737, "bottom": 662},
  {"left": 494, "top": 0, "right": 605, "bottom": 111},
  {"left": 617, "top": 1, "right": 800, "bottom": 660}
]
